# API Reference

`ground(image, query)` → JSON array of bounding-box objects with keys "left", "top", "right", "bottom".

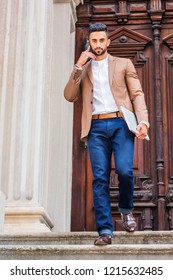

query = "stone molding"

[
  {"left": 5, "top": 207, "right": 54, "bottom": 233},
  {"left": 54, "top": 0, "right": 83, "bottom": 5}
]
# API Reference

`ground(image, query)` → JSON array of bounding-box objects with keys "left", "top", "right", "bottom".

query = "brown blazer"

[{"left": 64, "top": 54, "right": 149, "bottom": 141}]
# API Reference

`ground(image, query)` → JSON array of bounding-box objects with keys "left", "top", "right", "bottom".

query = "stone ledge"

[
  {"left": 0, "top": 231, "right": 173, "bottom": 245},
  {"left": 0, "top": 244, "right": 173, "bottom": 260}
]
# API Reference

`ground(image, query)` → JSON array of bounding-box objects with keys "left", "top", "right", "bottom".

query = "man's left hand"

[{"left": 136, "top": 123, "right": 148, "bottom": 140}]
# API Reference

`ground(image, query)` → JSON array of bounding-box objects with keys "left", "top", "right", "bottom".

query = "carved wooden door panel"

[
  {"left": 162, "top": 32, "right": 173, "bottom": 230},
  {"left": 71, "top": 0, "right": 173, "bottom": 231}
]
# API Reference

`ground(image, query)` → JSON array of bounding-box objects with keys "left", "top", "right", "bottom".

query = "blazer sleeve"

[
  {"left": 125, "top": 59, "right": 149, "bottom": 125},
  {"left": 64, "top": 67, "right": 82, "bottom": 102}
]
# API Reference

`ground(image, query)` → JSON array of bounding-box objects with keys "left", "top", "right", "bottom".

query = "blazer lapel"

[
  {"left": 108, "top": 54, "right": 116, "bottom": 86},
  {"left": 85, "top": 60, "right": 93, "bottom": 84}
]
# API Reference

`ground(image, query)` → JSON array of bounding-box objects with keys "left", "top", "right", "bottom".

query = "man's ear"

[{"left": 107, "top": 38, "right": 111, "bottom": 47}]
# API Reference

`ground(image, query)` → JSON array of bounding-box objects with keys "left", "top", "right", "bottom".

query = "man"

[{"left": 64, "top": 23, "right": 149, "bottom": 245}]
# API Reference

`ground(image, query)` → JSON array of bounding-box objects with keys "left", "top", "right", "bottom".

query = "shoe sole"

[
  {"left": 94, "top": 241, "right": 111, "bottom": 245},
  {"left": 94, "top": 237, "right": 112, "bottom": 245},
  {"left": 117, "top": 220, "right": 136, "bottom": 232}
]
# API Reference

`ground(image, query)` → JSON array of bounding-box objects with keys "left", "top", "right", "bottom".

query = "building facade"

[{"left": 1, "top": 0, "right": 173, "bottom": 233}]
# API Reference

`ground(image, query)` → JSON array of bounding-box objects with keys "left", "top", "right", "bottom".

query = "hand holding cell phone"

[{"left": 76, "top": 46, "right": 96, "bottom": 68}]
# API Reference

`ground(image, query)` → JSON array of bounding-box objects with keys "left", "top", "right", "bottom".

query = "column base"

[{"left": 4, "top": 206, "right": 54, "bottom": 233}]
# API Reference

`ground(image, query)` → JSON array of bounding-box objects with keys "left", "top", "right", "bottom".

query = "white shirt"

[{"left": 91, "top": 56, "right": 118, "bottom": 115}]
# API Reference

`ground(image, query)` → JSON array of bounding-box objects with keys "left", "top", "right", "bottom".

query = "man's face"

[{"left": 89, "top": 31, "right": 110, "bottom": 57}]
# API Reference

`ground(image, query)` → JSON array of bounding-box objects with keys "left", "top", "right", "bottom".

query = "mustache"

[{"left": 95, "top": 48, "right": 103, "bottom": 50}]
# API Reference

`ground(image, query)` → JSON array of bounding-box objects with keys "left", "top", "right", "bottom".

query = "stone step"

[
  {"left": 1, "top": 231, "right": 173, "bottom": 245},
  {"left": 0, "top": 231, "right": 173, "bottom": 259}
]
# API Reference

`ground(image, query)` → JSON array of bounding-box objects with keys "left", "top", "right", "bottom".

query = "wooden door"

[{"left": 71, "top": 0, "right": 173, "bottom": 231}]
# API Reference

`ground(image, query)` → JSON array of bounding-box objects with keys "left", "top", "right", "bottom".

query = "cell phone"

[
  {"left": 85, "top": 42, "right": 93, "bottom": 53},
  {"left": 83, "top": 42, "right": 93, "bottom": 64},
  {"left": 89, "top": 44, "right": 94, "bottom": 53}
]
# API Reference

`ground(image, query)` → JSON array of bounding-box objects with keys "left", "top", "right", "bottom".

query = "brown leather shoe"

[
  {"left": 121, "top": 213, "right": 136, "bottom": 232},
  {"left": 94, "top": 234, "right": 112, "bottom": 245}
]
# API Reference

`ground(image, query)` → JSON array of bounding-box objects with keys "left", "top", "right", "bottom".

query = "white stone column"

[
  {"left": 0, "top": 0, "right": 55, "bottom": 233},
  {"left": 0, "top": 0, "right": 81, "bottom": 233}
]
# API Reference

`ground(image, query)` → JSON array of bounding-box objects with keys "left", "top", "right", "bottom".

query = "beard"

[{"left": 91, "top": 47, "right": 107, "bottom": 56}]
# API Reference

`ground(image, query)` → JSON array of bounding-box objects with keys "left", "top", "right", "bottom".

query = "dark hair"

[{"left": 88, "top": 23, "right": 109, "bottom": 37}]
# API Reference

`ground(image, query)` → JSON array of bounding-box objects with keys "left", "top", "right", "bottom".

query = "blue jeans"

[{"left": 87, "top": 117, "right": 135, "bottom": 237}]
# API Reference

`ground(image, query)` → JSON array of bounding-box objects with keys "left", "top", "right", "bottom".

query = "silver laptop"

[{"left": 120, "top": 106, "right": 150, "bottom": 141}]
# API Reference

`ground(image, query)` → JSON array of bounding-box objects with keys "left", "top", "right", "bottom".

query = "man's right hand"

[{"left": 76, "top": 46, "right": 96, "bottom": 68}]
